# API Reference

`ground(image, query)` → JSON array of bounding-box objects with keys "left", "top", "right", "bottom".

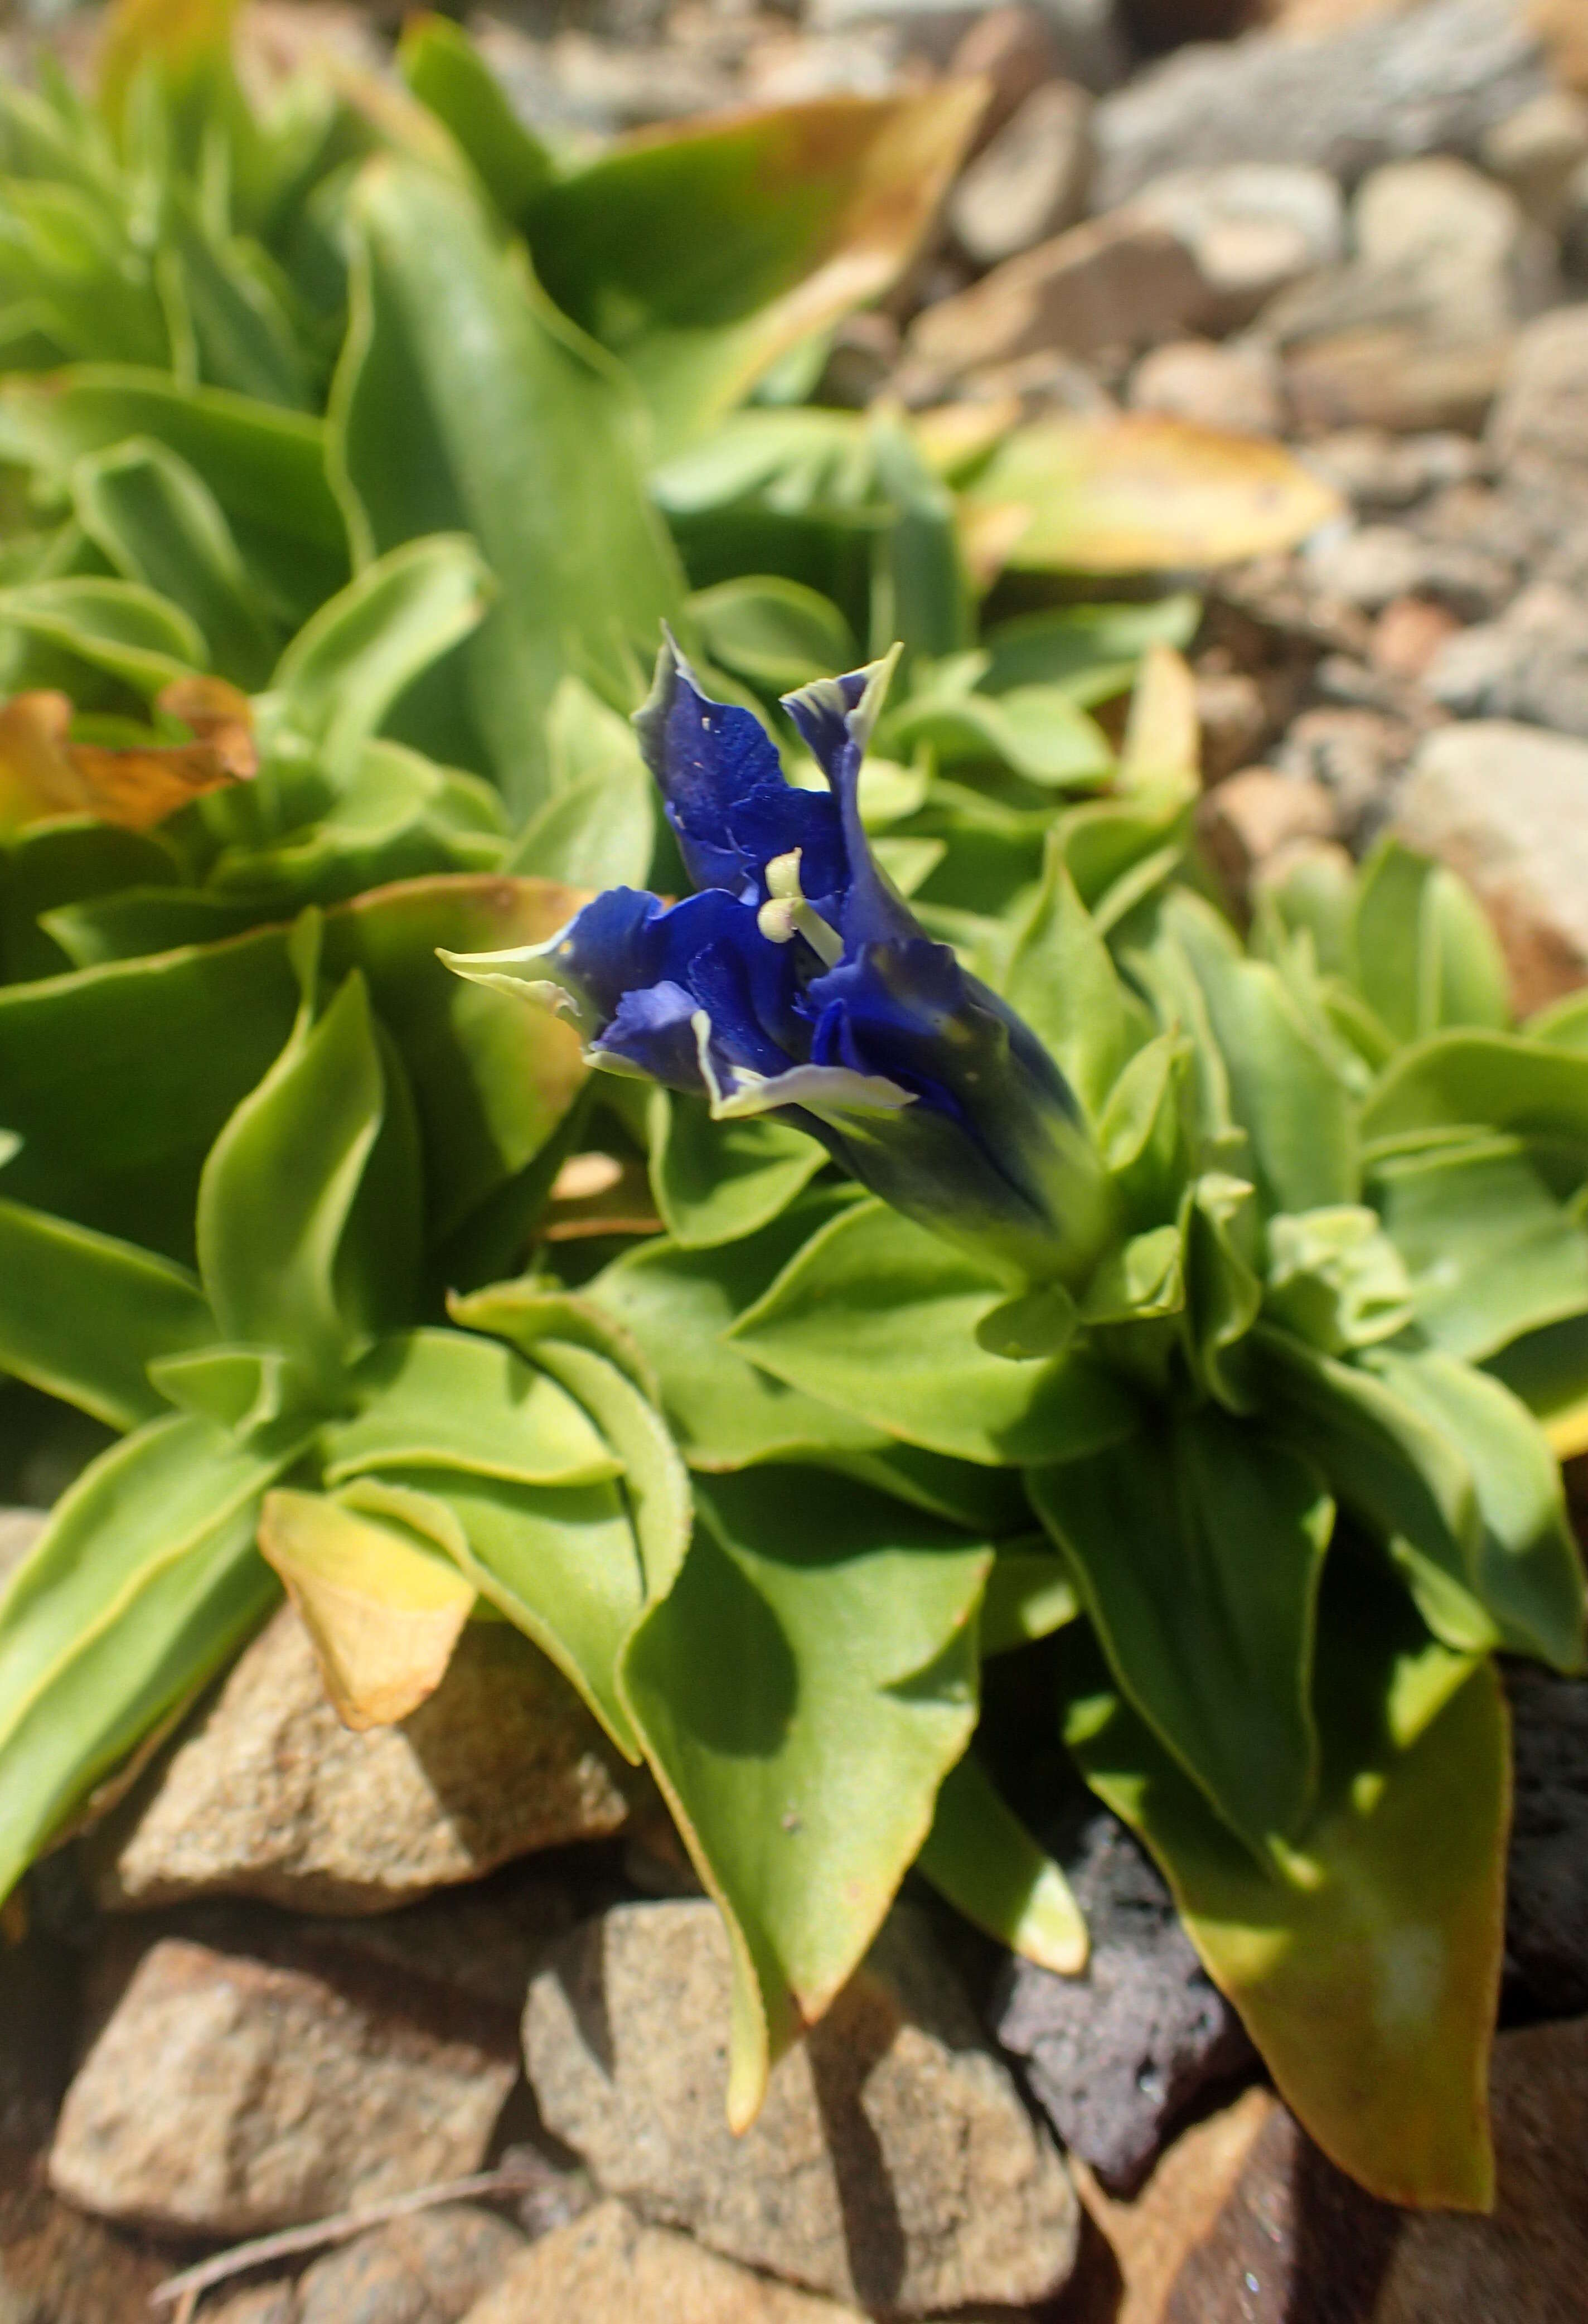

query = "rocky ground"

[{"left": 8, "top": 1, "right": 1588, "bottom": 2319}]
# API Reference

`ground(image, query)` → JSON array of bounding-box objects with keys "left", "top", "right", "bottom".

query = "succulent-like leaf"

[{"left": 916, "top": 1749, "right": 1088, "bottom": 1974}]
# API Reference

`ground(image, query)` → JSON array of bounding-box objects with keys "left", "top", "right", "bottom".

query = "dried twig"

[{"left": 148, "top": 2161, "right": 551, "bottom": 2312}]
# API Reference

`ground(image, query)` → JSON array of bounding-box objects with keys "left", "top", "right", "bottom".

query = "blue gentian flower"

[{"left": 442, "top": 637, "right": 1113, "bottom": 1286}]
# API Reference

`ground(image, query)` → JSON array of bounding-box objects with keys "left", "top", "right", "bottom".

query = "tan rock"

[
  {"left": 524, "top": 1900, "right": 1078, "bottom": 2316},
  {"left": 1066, "top": 2018, "right": 1588, "bottom": 2322},
  {"left": 950, "top": 6, "right": 1066, "bottom": 148},
  {"left": 1491, "top": 307, "right": 1588, "bottom": 473},
  {"left": 949, "top": 80, "right": 1093, "bottom": 269},
  {"left": 1130, "top": 340, "right": 1286, "bottom": 438},
  {"left": 1482, "top": 89, "right": 1588, "bottom": 229},
  {"left": 296, "top": 2204, "right": 526, "bottom": 2324},
  {"left": 1396, "top": 719, "right": 1588, "bottom": 1013},
  {"left": 90, "top": 1603, "right": 630, "bottom": 1916},
  {"left": 1286, "top": 328, "right": 1512, "bottom": 437},
  {"left": 1197, "top": 769, "right": 1336, "bottom": 900},
  {"left": 907, "top": 211, "right": 1208, "bottom": 381},
  {"left": 461, "top": 2201, "right": 868, "bottom": 2324},
  {"left": 1370, "top": 595, "right": 1463, "bottom": 683},
  {"left": 49, "top": 1933, "right": 517, "bottom": 2235}
]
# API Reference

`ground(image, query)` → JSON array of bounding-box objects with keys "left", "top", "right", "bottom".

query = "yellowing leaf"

[
  {"left": 98, "top": 0, "right": 240, "bottom": 117},
  {"left": 1120, "top": 643, "right": 1200, "bottom": 796},
  {"left": 528, "top": 84, "right": 987, "bottom": 453},
  {"left": 961, "top": 415, "right": 1341, "bottom": 577},
  {"left": 258, "top": 1487, "right": 476, "bottom": 1731},
  {"left": 0, "top": 686, "right": 254, "bottom": 836}
]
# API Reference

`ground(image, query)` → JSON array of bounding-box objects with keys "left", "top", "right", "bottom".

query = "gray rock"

[
  {"left": 296, "top": 2206, "right": 527, "bottom": 2324},
  {"left": 1428, "top": 582, "right": 1588, "bottom": 736},
  {"left": 949, "top": 81, "right": 1094, "bottom": 268},
  {"left": 1092, "top": 0, "right": 1550, "bottom": 211},
  {"left": 1491, "top": 306, "right": 1588, "bottom": 472},
  {"left": 49, "top": 1930, "right": 518, "bottom": 2235},
  {"left": 1129, "top": 164, "right": 1344, "bottom": 331},
  {"left": 1277, "top": 705, "right": 1420, "bottom": 838},
  {"left": 1395, "top": 718, "right": 1588, "bottom": 1011},
  {"left": 1266, "top": 156, "right": 1556, "bottom": 437},
  {"left": 950, "top": 6, "right": 1072, "bottom": 146},
  {"left": 1504, "top": 1663, "right": 1588, "bottom": 2016},
  {"left": 467, "top": 20, "right": 736, "bottom": 137},
  {"left": 1304, "top": 520, "right": 1513, "bottom": 619},
  {"left": 460, "top": 2200, "right": 872, "bottom": 2324},
  {"left": 989, "top": 1810, "right": 1253, "bottom": 2196},
  {"left": 524, "top": 1899, "right": 1078, "bottom": 2316},
  {"left": 807, "top": 0, "right": 1126, "bottom": 89},
  {"left": 1129, "top": 338, "right": 1286, "bottom": 435},
  {"left": 904, "top": 209, "right": 1208, "bottom": 380},
  {"left": 90, "top": 1602, "right": 631, "bottom": 1916},
  {"left": 1300, "top": 427, "right": 1486, "bottom": 514}
]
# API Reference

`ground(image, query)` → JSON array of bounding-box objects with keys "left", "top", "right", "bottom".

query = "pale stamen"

[{"left": 756, "top": 848, "right": 843, "bottom": 969}]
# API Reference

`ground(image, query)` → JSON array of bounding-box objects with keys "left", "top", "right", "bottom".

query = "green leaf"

[
  {"left": 1166, "top": 894, "right": 1358, "bottom": 1215},
  {"left": 399, "top": 12, "right": 555, "bottom": 222},
  {"left": 689, "top": 576, "right": 856, "bottom": 694},
  {"left": 915, "top": 1750, "right": 1088, "bottom": 1973},
  {"left": 1369, "top": 1346, "right": 1585, "bottom": 1675},
  {"left": 1372, "top": 1133, "right": 1588, "bottom": 1362},
  {"left": 1180, "top": 1173, "right": 1263, "bottom": 1412},
  {"left": 977, "top": 597, "right": 1201, "bottom": 699},
  {"left": 0, "top": 575, "right": 204, "bottom": 695},
  {"left": 321, "top": 874, "right": 590, "bottom": 1251},
  {"left": 619, "top": 1467, "right": 991, "bottom": 2125},
  {"left": 330, "top": 157, "right": 684, "bottom": 815},
  {"left": 269, "top": 534, "right": 492, "bottom": 775},
  {"left": 979, "top": 1542, "right": 1081, "bottom": 1657},
  {"left": 508, "top": 676, "right": 655, "bottom": 889},
  {"left": 346, "top": 1465, "right": 643, "bottom": 1755},
  {"left": 196, "top": 951, "right": 421, "bottom": 1384},
  {"left": 0, "top": 922, "right": 302, "bottom": 1260},
  {"left": 70, "top": 437, "right": 280, "bottom": 689},
  {"left": 883, "top": 684, "right": 1112, "bottom": 791},
  {"left": 0, "top": 366, "right": 347, "bottom": 627},
  {"left": 592, "top": 1192, "right": 893, "bottom": 1470},
  {"left": 452, "top": 1285, "right": 692, "bottom": 1600},
  {"left": 1031, "top": 1409, "right": 1331, "bottom": 1851},
  {"left": 1349, "top": 839, "right": 1510, "bottom": 1045},
  {"left": 1060, "top": 1566, "right": 1505, "bottom": 2212},
  {"left": 526, "top": 87, "right": 984, "bottom": 453},
  {"left": 0, "top": 1194, "right": 214, "bottom": 1430},
  {"left": 324, "top": 1328, "right": 623, "bottom": 1490},
  {"left": 0, "top": 1411, "right": 289, "bottom": 1907},
  {"left": 1363, "top": 1032, "right": 1588, "bottom": 1156},
  {"left": 1257, "top": 1326, "right": 1586, "bottom": 1672},
  {"left": 1003, "top": 842, "right": 1131, "bottom": 1121},
  {"left": 732, "top": 1199, "right": 1138, "bottom": 1467},
  {"left": 650, "top": 1090, "right": 826, "bottom": 1250},
  {"left": 1263, "top": 1206, "right": 1413, "bottom": 1357}
]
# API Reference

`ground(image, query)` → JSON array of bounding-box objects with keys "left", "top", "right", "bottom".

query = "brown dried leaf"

[{"left": 0, "top": 685, "right": 255, "bottom": 836}]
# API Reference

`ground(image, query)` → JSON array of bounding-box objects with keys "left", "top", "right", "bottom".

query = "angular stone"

[
  {"left": 1395, "top": 718, "right": 1588, "bottom": 1010},
  {"left": 1285, "top": 327, "right": 1515, "bottom": 437},
  {"left": 1275, "top": 706, "right": 1416, "bottom": 835},
  {"left": 1491, "top": 306, "right": 1588, "bottom": 472},
  {"left": 949, "top": 80, "right": 1094, "bottom": 268},
  {"left": 1129, "top": 338, "right": 1286, "bottom": 436},
  {"left": 1067, "top": 2018, "right": 1588, "bottom": 2322},
  {"left": 524, "top": 1900, "right": 1078, "bottom": 2316},
  {"left": 49, "top": 1931, "right": 517, "bottom": 2235},
  {"left": 1304, "top": 521, "right": 1512, "bottom": 620},
  {"left": 295, "top": 2205, "right": 527, "bottom": 2324},
  {"left": 1129, "top": 164, "right": 1343, "bottom": 330},
  {"left": 1504, "top": 1662, "right": 1588, "bottom": 2016},
  {"left": 1091, "top": 0, "right": 1549, "bottom": 210},
  {"left": 90, "top": 1603, "right": 630, "bottom": 1916},
  {"left": 810, "top": 0, "right": 1127, "bottom": 91},
  {"left": 200, "top": 2290, "right": 297, "bottom": 2324},
  {"left": 1482, "top": 89, "right": 1588, "bottom": 230},
  {"left": 1198, "top": 769, "right": 1338, "bottom": 900},
  {"left": 460, "top": 2201, "right": 870, "bottom": 2324},
  {"left": 1427, "top": 580, "right": 1588, "bottom": 738},
  {"left": 950, "top": 6, "right": 1068, "bottom": 146},
  {"left": 989, "top": 1810, "right": 1254, "bottom": 2197},
  {"left": 906, "top": 210, "right": 1208, "bottom": 380},
  {"left": 1300, "top": 427, "right": 1485, "bottom": 515}
]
